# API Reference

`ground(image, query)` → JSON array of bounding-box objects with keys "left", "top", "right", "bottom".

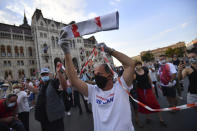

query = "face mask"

[
  {"left": 13, "top": 89, "right": 20, "bottom": 94},
  {"left": 95, "top": 75, "right": 108, "bottom": 89},
  {"left": 160, "top": 60, "right": 166, "bottom": 65},
  {"left": 41, "top": 76, "right": 50, "bottom": 82},
  {"left": 189, "top": 58, "right": 197, "bottom": 64},
  {"left": 7, "top": 102, "right": 16, "bottom": 108}
]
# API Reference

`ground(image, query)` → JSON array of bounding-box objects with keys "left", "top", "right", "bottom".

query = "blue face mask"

[
  {"left": 41, "top": 76, "right": 50, "bottom": 82},
  {"left": 8, "top": 102, "right": 16, "bottom": 108},
  {"left": 189, "top": 58, "right": 197, "bottom": 64}
]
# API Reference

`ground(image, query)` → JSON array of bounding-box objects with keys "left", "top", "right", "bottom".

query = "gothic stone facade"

[{"left": 0, "top": 9, "right": 114, "bottom": 80}]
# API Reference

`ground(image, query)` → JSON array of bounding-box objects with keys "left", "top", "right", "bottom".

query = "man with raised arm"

[{"left": 59, "top": 32, "right": 135, "bottom": 131}]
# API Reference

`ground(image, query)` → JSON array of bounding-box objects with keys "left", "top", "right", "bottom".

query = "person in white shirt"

[
  {"left": 158, "top": 55, "right": 177, "bottom": 110},
  {"left": 148, "top": 62, "right": 159, "bottom": 98},
  {"left": 13, "top": 83, "right": 30, "bottom": 131},
  {"left": 59, "top": 31, "right": 135, "bottom": 131}
]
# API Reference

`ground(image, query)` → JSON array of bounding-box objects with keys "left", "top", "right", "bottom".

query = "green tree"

[
  {"left": 165, "top": 48, "right": 175, "bottom": 58},
  {"left": 141, "top": 51, "right": 154, "bottom": 62},
  {"left": 174, "top": 47, "right": 185, "bottom": 57}
]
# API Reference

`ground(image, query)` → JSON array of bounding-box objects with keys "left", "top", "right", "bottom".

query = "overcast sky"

[{"left": 0, "top": 0, "right": 197, "bottom": 65}]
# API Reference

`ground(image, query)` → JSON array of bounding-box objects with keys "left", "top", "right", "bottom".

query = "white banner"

[{"left": 60, "top": 11, "right": 119, "bottom": 39}]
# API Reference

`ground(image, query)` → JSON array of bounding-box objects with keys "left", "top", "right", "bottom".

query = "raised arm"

[
  {"left": 25, "top": 83, "right": 39, "bottom": 94},
  {"left": 112, "top": 50, "right": 135, "bottom": 87},
  {"left": 56, "top": 63, "right": 67, "bottom": 90},
  {"left": 97, "top": 43, "right": 135, "bottom": 87},
  {"left": 65, "top": 53, "right": 88, "bottom": 96},
  {"left": 58, "top": 32, "right": 88, "bottom": 96}
]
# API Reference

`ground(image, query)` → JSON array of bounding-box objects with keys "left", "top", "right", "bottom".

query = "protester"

[
  {"left": 27, "top": 67, "right": 67, "bottom": 131},
  {"left": 172, "top": 55, "right": 180, "bottom": 70},
  {"left": 178, "top": 44, "right": 197, "bottom": 111},
  {"left": 1, "top": 83, "right": 9, "bottom": 98},
  {"left": 129, "top": 80, "right": 143, "bottom": 128},
  {"left": 134, "top": 61, "right": 167, "bottom": 127},
  {"left": 0, "top": 94, "right": 26, "bottom": 131},
  {"left": 63, "top": 79, "right": 73, "bottom": 116},
  {"left": 148, "top": 62, "right": 159, "bottom": 98},
  {"left": 158, "top": 54, "right": 177, "bottom": 111},
  {"left": 13, "top": 83, "right": 30, "bottom": 131},
  {"left": 59, "top": 30, "right": 136, "bottom": 131}
]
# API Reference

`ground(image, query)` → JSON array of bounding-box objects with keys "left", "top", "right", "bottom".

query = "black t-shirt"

[
  {"left": 173, "top": 59, "right": 180, "bottom": 66},
  {"left": 135, "top": 67, "right": 152, "bottom": 89},
  {"left": 188, "top": 66, "right": 197, "bottom": 94}
]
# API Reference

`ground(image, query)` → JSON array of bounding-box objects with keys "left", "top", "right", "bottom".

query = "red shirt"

[{"left": 0, "top": 99, "right": 17, "bottom": 118}]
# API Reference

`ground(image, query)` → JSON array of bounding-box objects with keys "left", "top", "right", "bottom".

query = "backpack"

[{"left": 159, "top": 64, "right": 171, "bottom": 85}]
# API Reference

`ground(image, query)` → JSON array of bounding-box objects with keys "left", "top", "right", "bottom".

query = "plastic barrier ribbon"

[{"left": 80, "top": 45, "right": 197, "bottom": 112}]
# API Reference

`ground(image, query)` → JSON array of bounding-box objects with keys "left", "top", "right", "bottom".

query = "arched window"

[
  {"left": 5, "top": 70, "right": 12, "bottom": 79},
  {"left": 51, "top": 24, "right": 54, "bottom": 28},
  {"left": 73, "top": 43, "right": 75, "bottom": 48},
  {"left": 15, "top": 46, "right": 19, "bottom": 57},
  {"left": 30, "top": 68, "right": 35, "bottom": 76},
  {"left": 43, "top": 44, "right": 48, "bottom": 53},
  {"left": 20, "top": 46, "right": 24, "bottom": 57},
  {"left": 18, "top": 69, "right": 25, "bottom": 79},
  {"left": 7, "top": 61, "right": 11, "bottom": 66},
  {"left": 40, "top": 21, "right": 43, "bottom": 26},
  {"left": 56, "top": 37, "right": 58, "bottom": 45},
  {"left": 5, "top": 71, "right": 8, "bottom": 79},
  {"left": 51, "top": 36, "right": 55, "bottom": 47},
  {"left": 8, "top": 70, "right": 12, "bottom": 78},
  {"left": 7, "top": 46, "right": 12, "bottom": 56},
  {"left": 28, "top": 47, "right": 32, "bottom": 57},
  {"left": 1, "top": 45, "right": 6, "bottom": 56}
]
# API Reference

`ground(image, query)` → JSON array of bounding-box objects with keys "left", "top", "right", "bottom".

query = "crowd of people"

[{"left": 0, "top": 31, "right": 196, "bottom": 131}]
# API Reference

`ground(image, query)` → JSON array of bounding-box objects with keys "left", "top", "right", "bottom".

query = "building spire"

[{"left": 23, "top": 10, "right": 28, "bottom": 24}]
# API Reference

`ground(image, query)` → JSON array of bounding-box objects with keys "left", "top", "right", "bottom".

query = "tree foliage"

[
  {"left": 165, "top": 47, "right": 185, "bottom": 58},
  {"left": 165, "top": 48, "right": 175, "bottom": 58},
  {"left": 141, "top": 51, "right": 154, "bottom": 62}
]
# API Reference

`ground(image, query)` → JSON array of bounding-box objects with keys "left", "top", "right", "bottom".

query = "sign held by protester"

[{"left": 60, "top": 11, "right": 119, "bottom": 39}]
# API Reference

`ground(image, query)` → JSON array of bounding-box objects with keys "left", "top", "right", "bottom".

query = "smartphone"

[
  {"left": 185, "top": 60, "right": 190, "bottom": 67},
  {"left": 58, "top": 63, "right": 65, "bottom": 73}
]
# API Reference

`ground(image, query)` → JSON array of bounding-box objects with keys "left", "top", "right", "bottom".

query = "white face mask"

[
  {"left": 8, "top": 102, "right": 16, "bottom": 108},
  {"left": 160, "top": 60, "right": 166, "bottom": 65},
  {"left": 189, "top": 58, "right": 197, "bottom": 64},
  {"left": 13, "top": 89, "right": 20, "bottom": 94}
]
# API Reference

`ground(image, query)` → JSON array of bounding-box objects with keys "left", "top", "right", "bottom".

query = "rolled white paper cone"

[{"left": 60, "top": 11, "right": 119, "bottom": 39}]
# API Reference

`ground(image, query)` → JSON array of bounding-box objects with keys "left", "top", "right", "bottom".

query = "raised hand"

[
  {"left": 58, "top": 30, "right": 71, "bottom": 54},
  {"left": 96, "top": 43, "right": 114, "bottom": 55}
]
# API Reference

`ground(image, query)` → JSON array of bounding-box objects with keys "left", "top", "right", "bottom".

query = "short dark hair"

[
  {"left": 6, "top": 94, "right": 18, "bottom": 100},
  {"left": 54, "top": 57, "right": 62, "bottom": 71},
  {"left": 135, "top": 61, "right": 142, "bottom": 66}
]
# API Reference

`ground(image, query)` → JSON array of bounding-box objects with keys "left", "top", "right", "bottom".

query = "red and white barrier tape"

[
  {"left": 80, "top": 47, "right": 96, "bottom": 75},
  {"left": 80, "top": 45, "right": 197, "bottom": 112}
]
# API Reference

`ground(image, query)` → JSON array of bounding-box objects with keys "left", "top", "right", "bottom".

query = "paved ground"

[{"left": 29, "top": 77, "right": 197, "bottom": 131}]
